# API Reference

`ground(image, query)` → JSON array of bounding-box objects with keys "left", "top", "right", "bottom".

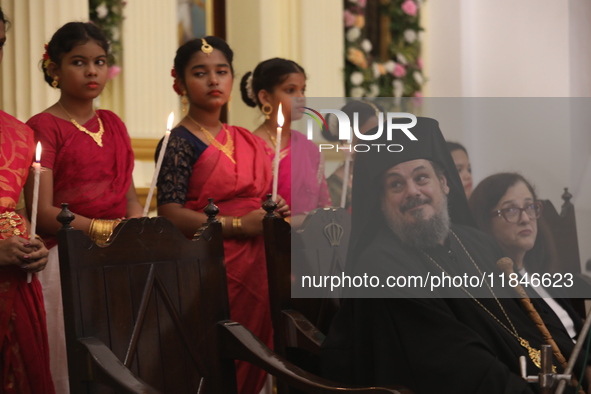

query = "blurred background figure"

[
  {"left": 447, "top": 141, "right": 473, "bottom": 199},
  {"left": 322, "top": 100, "right": 381, "bottom": 211}
]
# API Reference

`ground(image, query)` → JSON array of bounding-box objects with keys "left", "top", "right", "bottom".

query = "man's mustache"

[{"left": 400, "top": 197, "right": 432, "bottom": 213}]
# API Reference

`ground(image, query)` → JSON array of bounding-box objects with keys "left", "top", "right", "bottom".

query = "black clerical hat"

[{"left": 348, "top": 116, "right": 475, "bottom": 267}]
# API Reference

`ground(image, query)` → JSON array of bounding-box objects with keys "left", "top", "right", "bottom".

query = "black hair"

[
  {"left": 173, "top": 36, "right": 234, "bottom": 82},
  {"left": 446, "top": 141, "right": 468, "bottom": 156},
  {"left": 239, "top": 57, "right": 305, "bottom": 108},
  {"left": 0, "top": 7, "right": 10, "bottom": 30},
  {"left": 322, "top": 100, "right": 383, "bottom": 142},
  {"left": 42, "top": 22, "right": 110, "bottom": 87}
]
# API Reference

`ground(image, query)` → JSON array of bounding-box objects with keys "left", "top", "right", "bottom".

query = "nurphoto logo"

[{"left": 303, "top": 107, "right": 418, "bottom": 153}]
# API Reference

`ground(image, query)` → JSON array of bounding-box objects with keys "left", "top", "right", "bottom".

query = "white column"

[
  {"left": 0, "top": 0, "right": 88, "bottom": 121},
  {"left": 121, "top": 0, "right": 179, "bottom": 138}
]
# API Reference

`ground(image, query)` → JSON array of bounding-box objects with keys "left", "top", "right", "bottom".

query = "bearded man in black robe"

[{"left": 320, "top": 117, "right": 589, "bottom": 393}]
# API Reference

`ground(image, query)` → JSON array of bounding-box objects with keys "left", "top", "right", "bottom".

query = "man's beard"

[{"left": 383, "top": 192, "right": 451, "bottom": 249}]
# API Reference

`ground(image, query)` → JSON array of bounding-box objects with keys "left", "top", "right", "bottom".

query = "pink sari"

[
  {"left": 184, "top": 125, "right": 272, "bottom": 394},
  {"left": 259, "top": 130, "right": 331, "bottom": 215},
  {"left": 0, "top": 111, "right": 54, "bottom": 393}
]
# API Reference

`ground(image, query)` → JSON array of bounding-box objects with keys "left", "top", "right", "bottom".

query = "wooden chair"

[
  {"left": 262, "top": 197, "right": 354, "bottom": 393},
  {"left": 540, "top": 188, "right": 588, "bottom": 318},
  {"left": 57, "top": 202, "right": 404, "bottom": 394}
]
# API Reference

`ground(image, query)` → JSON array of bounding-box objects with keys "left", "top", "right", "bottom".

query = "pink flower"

[
  {"left": 393, "top": 63, "right": 406, "bottom": 78},
  {"left": 344, "top": 10, "right": 356, "bottom": 27},
  {"left": 401, "top": 0, "right": 418, "bottom": 16},
  {"left": 357, "top": 0, "right": 367, "bottom": 7},
  {"left": 107, "top": 65, "right": 121, "bottom": 80},
  {"left": 417, "top": 57, "right": 423, "bottom": 70}
]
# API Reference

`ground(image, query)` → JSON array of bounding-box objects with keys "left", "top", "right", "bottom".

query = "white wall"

[{"left": 423, "top": 0, "right": 591, "bottom": 270}]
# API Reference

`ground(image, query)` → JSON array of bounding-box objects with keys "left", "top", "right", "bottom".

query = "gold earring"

[
  {"left": 181, "top": 93, "right": 188, "bottom": 114},
  {"left": 52, "top": 77, "right": 59, "bottom": 89},
  {"left": 261, "top": 103, "right": 273, "bottom": 120}
]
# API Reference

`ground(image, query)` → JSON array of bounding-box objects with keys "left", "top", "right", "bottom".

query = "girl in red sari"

[
  {"left": 0, "top": 8, "right": 54, "bottom": 393},
  {"left": 158, "top": 37, "right": 288, "bottom": 394},
  {"left": 25, "top": 22, "right": 142, "bottom": 394},
  {"left": 240, "top": 58, "right": 331, "bottom": 226}
]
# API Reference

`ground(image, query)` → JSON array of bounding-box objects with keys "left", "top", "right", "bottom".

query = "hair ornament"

[
  {"left": 245, "top": 73, "right": 256, "bottom": 104},
  {"left": 170, "top": 67, "right": 183, "bottom": 95},
  {"left": 201, "top": 38, "right": 213, "bottom": 56},
  {"left": 42, "top": 44, "right": 52, "bottom": 76}
]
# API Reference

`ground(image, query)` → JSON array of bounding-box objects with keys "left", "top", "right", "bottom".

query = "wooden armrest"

[
  {"left": 219, "top": 322, "right": 410, "bottom": 393},
  {"left": 79, "top": 337, "right": 162, "bottom": 394},
  {"left": 282, "top": 309, "right": 326, "bottom": 354}
]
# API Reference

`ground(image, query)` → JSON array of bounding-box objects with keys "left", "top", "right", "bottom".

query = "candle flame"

[
  {"left": 35, "top": 142, "right": 42, "bottom": 162},
  {"left": 167, "top": 112, "right": 175, "bottom": 131},
  {"left": 277, "top": 103, "right": 284, "bottom": 127}
]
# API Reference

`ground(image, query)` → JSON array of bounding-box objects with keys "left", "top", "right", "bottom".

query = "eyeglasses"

[{"left": 491, "top": 202, "right": 542, "bottom": 223}]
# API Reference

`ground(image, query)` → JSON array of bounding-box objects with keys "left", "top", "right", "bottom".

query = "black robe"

[{"left": 320, "top": 223, "right": 587, "bottom": 394}]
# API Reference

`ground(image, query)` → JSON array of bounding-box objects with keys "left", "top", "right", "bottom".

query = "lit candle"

[
  {"left": 28, "top": 142, "right": 41, "bottom": 283},
  {"left": 340, "top": 130, "right": 353, "bottom": 208},
  {"left": 272, "top": 103, "right": 284, "bottom": 201},
  {"left": 143, "top": 112, "right": 174, "bottom": 217}
]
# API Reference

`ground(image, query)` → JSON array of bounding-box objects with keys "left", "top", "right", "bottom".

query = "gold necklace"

[
  {"left": 263, "top": 125, "right": 277, "bottom": 148},
  {"left": 186, "top": 115, "right": 235, "bottom": 164},
  {"left": 421, "top": 230, "right": 555, "bottom": 371},
  {"left": 58, "top": 101, "right": 104, "bottom": 147}
]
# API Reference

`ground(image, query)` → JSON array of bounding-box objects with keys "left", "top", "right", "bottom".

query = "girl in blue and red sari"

[{"left": 157, "top": 37, "right": 289, "bottom": 394}]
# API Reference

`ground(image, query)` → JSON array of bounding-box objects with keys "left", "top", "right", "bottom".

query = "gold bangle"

[
  {"left": 219, "top": 216, "right": 228, "bottom": 236},
  {"left": 89, "top": 219, "right": 120, "bottom": 246},
  {"left": 232, "top": 216, "right": 243, "bottom": 237}
]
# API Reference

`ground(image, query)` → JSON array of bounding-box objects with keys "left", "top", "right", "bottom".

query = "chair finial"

[
  {"left": 262, "top": 194, "right": 277, "bottom": 218},
  {"left": 57, "top": 203, "right": 75, "bottom": 229},
  {"left": 562, "top": 187, "right": 572, "bottom": 206},
  {"left": 204, "top": 198, "right": 220, "bottom": 223}
]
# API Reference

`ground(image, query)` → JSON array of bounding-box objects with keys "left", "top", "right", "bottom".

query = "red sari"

[
  {"left": 26, "top": 110, "right": 134, "bottom": 393},
  {"left": 0, "top": 110, "right": 54, "bottom": 393},
  {"left": 26, "top": 110, "right": 134, "bottom": 248},
  {"left": 184, "top": 125, "right": 272, "bottom": 394}
]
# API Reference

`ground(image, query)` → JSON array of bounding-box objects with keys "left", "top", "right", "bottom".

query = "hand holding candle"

[
  {"left": 272, "top": 103, "right": 284, "bottom": 201},
  {"left": 143, "top": 112, "right": 175, "bottom": 217},
  {"left": 28, "top": 142, "right": 42, "bottom": 283}
]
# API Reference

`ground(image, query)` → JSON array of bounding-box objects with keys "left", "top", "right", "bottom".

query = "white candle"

[
  {"left": 143, "top": 112, "right": 174, "bottom": 217},
  {"left": 340, "top": 131, "right": 353, "bottom": 208},
  {"left": 28, "top": 142, "right": 41, "bottom": 283},
  {"left": 272, "top": 103, "right": 284, "bottom": 201}
]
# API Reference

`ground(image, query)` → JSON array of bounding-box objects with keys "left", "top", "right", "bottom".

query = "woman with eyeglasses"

[{"left": 469, "top": 172, "right": 583, "bottom": 341}]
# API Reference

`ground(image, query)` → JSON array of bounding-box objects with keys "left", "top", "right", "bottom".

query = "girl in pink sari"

[
  {"left": 25, "top": 22, "right": 142, "bottom": 393},
  {"left": 240, "top": 58, "right": 331, "bottom": 223},
  {"left": 157, "top": 37, "right": 288, "bottom": 394}
]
